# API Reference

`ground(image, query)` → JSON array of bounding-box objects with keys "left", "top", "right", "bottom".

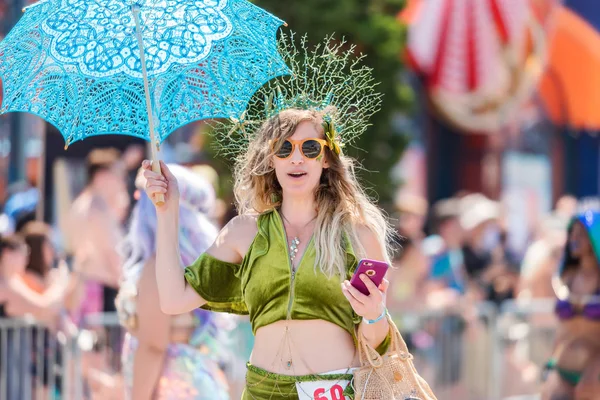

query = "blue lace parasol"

[{"left": 0, "top": 0, "right": 289, "bottom": 150}]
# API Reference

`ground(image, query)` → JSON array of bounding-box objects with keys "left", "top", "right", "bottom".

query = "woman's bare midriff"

[
  {"left": 251, "top": 319, "right": 360, "bottom": 375},
  {"left": 555, "top": 266, "right": 600, "bottom": 371},
  {"left": 555, "top": 319, "right": 600, "bottom": 371}
]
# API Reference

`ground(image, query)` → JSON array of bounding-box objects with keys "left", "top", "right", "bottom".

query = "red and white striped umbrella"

[{"left": 404, "top": 0, "right": 550, "bottom": 133}]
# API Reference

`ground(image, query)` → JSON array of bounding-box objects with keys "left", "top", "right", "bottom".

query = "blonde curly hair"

[{"left": 233, "top": 108, "right": 393, "bottom": 278}]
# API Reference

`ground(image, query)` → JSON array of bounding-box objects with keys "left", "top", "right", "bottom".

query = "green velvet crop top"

[{"left": 184, "top": 208, "right": 365, "bottom": 342}]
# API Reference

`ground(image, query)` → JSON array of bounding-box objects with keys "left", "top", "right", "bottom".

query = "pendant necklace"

[
  {"left": 280, "top": 212, "right": 316, "bottom": 264},
  {"left": 279, "top": 210, "right": 316, "bottom": 371}
]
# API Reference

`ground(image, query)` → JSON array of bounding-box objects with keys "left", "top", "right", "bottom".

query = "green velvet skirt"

[{"left": 242, "top": 363, "right": 355, "bottom": 400}]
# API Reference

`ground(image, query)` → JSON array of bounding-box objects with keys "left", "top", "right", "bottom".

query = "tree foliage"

[{"left": 208, "top": 0, "right": 413, "bottom": 206}]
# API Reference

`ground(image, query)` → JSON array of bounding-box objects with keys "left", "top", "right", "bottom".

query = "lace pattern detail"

[
  {"left": 42, "top": 0, "right": 233, "bottom": 79},
  {"left": 0, "top": 0, "right": 289, "bottom": 145}
]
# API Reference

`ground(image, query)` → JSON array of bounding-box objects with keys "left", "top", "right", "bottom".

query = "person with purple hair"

[{"left": 116, "top": 164, "right": 234, "bottom": 400}]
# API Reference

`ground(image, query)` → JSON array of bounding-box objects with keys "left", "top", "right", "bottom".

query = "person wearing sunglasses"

[
  {"left": 542, "top": 210, "right": 600, "bottom": 400},
  {"left": 271, "top": 137, "right": 330, "bottom": 160},
  {"left": 142, "top": 106, "right": 394, "bottom": 399}
]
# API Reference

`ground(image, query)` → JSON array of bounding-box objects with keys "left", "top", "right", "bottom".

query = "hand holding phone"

[{"left": 349, "top": 259, "right": 389, "bottom": 296}]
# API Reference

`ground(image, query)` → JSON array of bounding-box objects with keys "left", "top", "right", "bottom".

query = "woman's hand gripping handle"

[{"left": 141, "top": 160, "right": 179, "bottom": 210}]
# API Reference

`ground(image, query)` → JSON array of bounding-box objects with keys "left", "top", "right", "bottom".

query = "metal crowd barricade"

[
  {"left": 0, "top": 300, "right": 556, "bottom": 400},
  {"left": 388, "top": 298, "right": 556, "bottom": 400},
  {"left": 0, "top": 312, "right": 126, "bottom": 400},
  {"left": 390, "top": 301, "right": 502, "bottom": 400},
  {"left": 71, "top": 312, "right": 125, "bottom": 400},
  {"left": 0, "top": 315, "right": 74, "bottom": 400},
  {"left": 495, "top": 298, "right": 556, "bottom": 400}
]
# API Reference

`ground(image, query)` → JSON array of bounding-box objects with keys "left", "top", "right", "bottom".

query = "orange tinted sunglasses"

[{"left": 271, "top": 138, "right": 331, "bottom": 159}]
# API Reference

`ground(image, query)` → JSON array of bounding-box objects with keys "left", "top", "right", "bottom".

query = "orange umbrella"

[{"left": 538, "top": 6, "right": 600, "bottom": 130}]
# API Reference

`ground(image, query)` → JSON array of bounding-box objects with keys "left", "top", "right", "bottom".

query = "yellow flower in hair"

[{"left": 323, "top": 120, "right": 342, "bottom": 156}]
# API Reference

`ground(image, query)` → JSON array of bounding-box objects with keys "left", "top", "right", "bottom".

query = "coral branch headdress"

[{"left": 211, "top": 31, "right": 382, "bottom": 157}]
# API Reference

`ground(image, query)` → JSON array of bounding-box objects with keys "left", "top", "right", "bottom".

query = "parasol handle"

[{"left": 132, "top": 6, "right": 164, "bottom": 206}]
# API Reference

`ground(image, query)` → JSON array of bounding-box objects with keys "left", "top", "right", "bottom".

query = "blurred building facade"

[{"left": 401, "top": 0, "right": 600, "bottom": 206}]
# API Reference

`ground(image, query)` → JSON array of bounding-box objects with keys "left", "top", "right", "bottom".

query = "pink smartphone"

[{"left": 350, "top": 259, "right": 389, "bottom": 296}]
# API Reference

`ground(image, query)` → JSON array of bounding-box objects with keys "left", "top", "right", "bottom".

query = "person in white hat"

[{"left": 459, "top": 194, "right": 510, "bottom": 301}]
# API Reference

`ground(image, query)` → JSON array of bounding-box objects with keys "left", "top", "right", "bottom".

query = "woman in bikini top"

[{"left": 543, "top": 211, "right": 600, "bottom": 399}]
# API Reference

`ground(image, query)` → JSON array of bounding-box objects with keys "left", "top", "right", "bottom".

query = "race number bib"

[{"left": 296, "top": 379, "right": 351, "bottom": 400}]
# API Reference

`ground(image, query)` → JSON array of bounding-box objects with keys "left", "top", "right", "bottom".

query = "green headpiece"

[{"left": 211, "top": 31, "right": 382, "bottom": 158}]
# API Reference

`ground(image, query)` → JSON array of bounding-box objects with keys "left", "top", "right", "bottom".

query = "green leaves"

[
  {"left": 253, "top": 0, "right": 412, "bottom": 203},
  {"left": 207, "top": 0, "right": 413, "bottom": 206}
]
